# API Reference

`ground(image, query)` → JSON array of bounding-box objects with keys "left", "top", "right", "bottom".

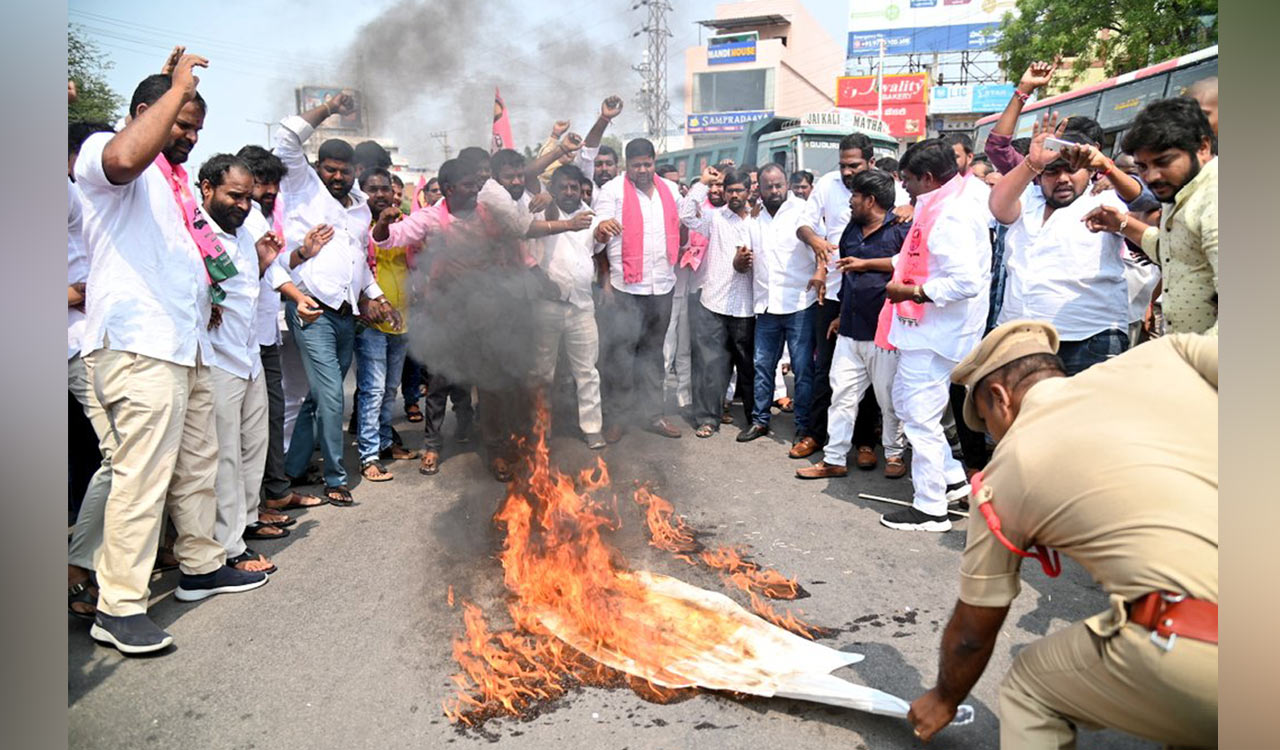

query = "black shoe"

[
  {"left": 736, "top": 424, "right": 769, "bottom": 443},
  {"left": 174, "top": 565, "right": 268, "bottom": 602},
  {"left": 879, "top": 507, "right": 952, "bottom": 533},
  {"left": 945, "top": 480, "right": 972, "bottom": 502},
  {"left": 90, "top": 612, "right": 173, "bottom": 655}
]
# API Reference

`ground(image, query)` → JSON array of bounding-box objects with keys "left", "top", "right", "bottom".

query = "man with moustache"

[
  {"left": 679, "top": 166, "right": 756, "bottom": 438},
  {"left": 275, "top": 93, "right": 399, "bottom": 507},
  {"left": 76, "top": 57, "right": 269, "bottom": 653},
  {"left": 592, "top": 145, "right": 620, "bottom": 191},
  {"left": 531, "top": 165, "right": 605, "bottom": 448},
  {"left": 199, "top": 154, "right": 321, "bottom": 573},
  {"left": 789, "top": 170, "right": 814, "bottom": 200},
  {"left": 1084, "top": 97, "right": 1218, "bottom": 336},
  {"left": 234, "top": 145, "right": 327, "bottom": 516},
  {"left": 593, "top": 138, "right": 686, "bottom": 440},
  {"left": 739, "top": 165, "right": 818, "bottom": 452},
  {"left": 353, "top": 168, "right": 420, "bottom": 483},
  {"left": 988, "top": 118, "right": 1132, "bottom": 374}
]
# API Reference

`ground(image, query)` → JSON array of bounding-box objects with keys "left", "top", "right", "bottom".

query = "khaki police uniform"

[{"left": 954, "top": 327, "right": 1217, "bottom": 748}]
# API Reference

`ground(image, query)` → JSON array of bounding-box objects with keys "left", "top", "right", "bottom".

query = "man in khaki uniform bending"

[{"left": 908, "top": 320, "right": 1217, "bottom": 748}]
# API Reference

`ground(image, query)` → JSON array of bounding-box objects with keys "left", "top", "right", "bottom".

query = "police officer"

[{"left": 907, "top": 320, "right": 1217, "bottom": 747}]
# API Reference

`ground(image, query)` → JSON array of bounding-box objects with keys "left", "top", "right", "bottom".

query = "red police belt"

[
  {"left": 1128, "top": 592, "right": 1218, "bottom": 646},
  {"left": 970, "top": 471, "right": 1062, "bottom": 578}
]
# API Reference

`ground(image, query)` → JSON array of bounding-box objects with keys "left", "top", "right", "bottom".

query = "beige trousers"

[
  {"left": 211, "top": 366, "right": 269, "bottom": 560},
  {"left": 67, "top": 355, "right": 112, "bottom": 570},
  {"left": 84, "top": 348, "right": 225, "bottom": 617},
  {"left": 999, "top": 621, "right": 1218, "bottom": 749}
]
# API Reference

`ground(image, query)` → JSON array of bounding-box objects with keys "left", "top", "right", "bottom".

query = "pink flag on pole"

[{"left": 491, "top": 87, "right": 514, "bottom": 154}]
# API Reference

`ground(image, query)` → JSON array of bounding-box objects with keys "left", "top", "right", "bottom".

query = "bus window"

[
  {"left": 800, "top": 137, "right": 840, "bottom": 176},
  {"left": 1098, "top": 74, "right": 1169, "bottom": 130},
  {"left": 1053, "top": 94, "right": 1101, "bottom": 127},
  {"left": 770, "top": 149, "right": 787, "bottom": 168},
  {"left": 1167, "top": 59, "right": 1218, "bottom": 97}
]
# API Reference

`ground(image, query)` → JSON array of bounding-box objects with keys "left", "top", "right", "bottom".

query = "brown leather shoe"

[
  {"left": 788, "top": 436, "right": 819, "bottom": 459},
  {"left": 795, "top": 461, "right": 849, "bottom": 480},
  {"left": 855, "top": 446, "right": 877, "bottom": 469},
  {"left": 604, "top": 424, "right": 625, "bottom": 444},
  {"left": 645, "top": 417, "right": 682, "bottom": 439},
  {"left": 884, "top": 456, "right": 907, "bottom": 479}
]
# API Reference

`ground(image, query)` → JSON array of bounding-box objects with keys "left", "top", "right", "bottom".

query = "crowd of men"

[{"left": 67, "top": 47, "right": 1217, "bottom": 749}]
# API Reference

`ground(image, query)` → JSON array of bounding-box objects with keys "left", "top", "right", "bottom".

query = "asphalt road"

[{"left": 68, "top": 387, "right": 1155, "bottom": 750}]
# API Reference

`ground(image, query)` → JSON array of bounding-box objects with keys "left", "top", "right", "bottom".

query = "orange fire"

[{"left": 444, "top": 404, "right": 823, "bottom": 725}]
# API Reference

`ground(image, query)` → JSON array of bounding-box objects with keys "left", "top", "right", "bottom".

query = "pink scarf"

[
  {"left": 873, "top": 173, "right": 966, "bottom": 350},
  {"left": 621, "top": 175, "right": 679, "bottom": 283},
  {"left": 679, "top": 198, "right": 712, "bottom": 271},
  {"left": 154, "top": 154, "right": 238, "bottom": 303},
  {"left": 271, "top": 195, "right": 284, "bottom": 242}
]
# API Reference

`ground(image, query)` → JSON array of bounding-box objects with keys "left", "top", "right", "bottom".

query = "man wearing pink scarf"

[
  {"left": 591, "top": 138, "right": 685, "bottom": 440},
  {"left": 877, "top": 139, "right": 992, "bottom": 533}
]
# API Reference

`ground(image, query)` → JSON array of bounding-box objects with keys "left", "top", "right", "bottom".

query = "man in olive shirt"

[{"left": 909, "top": 321, "right": 1217, "bottom": 748}]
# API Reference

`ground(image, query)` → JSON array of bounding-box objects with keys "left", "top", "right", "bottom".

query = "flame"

[{"left": 444, "top": 401, "right": 827, "bottom": 726}]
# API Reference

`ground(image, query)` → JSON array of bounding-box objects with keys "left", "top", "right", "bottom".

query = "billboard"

[
  {"left": 295, "top": 86, "right": 363, "bottom": 131},
  {"left": 930, "top": 83, "right": 1016, "bottom": 113},
  {"left": 836, "top": 73, "right": 929, "bottom": 109},
  {"left": 847, "top": 0, "right": 1016, "bottom": 56},
  {"left": 686, "top": 110, "right": 773, "bottom": 135},
  {"left": 708, "top": 32, "right": 758, "bottom": 66}
]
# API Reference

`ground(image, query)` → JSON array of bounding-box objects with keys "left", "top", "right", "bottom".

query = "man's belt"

[
  {"left": 1127, "top": 591, "right": 1218, "bottom": 650},
  {"left": 317, "top": 300, "right": 353, "bottom": 316}
]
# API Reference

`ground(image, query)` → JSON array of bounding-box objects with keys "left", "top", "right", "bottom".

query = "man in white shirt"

[
  {"left": 989, "top": 128, "right": 1132, "bottom": 375},
  {"left": 532, "top": 164, "right": 606, "bottom": 447},
  {"left": 234, "top": 145, "right": 327, "bottom": 515},
  {"left": 76, "top": 60, "right": 268, "bottom": 653},
  {"left": 592, "top": 138, "right": 685, "bottom": 440},
  {"left": 679, "top": 165, "right": 756, "bottom": 437},
  {"left": 879, "top": 139, "right": 991, "bottom": 533},
  {"left": 200, "top": 154, "right": 320, "bottom": 575},
  {"left": 796, "top": 133, "right": 875, "bottom": 452},
  {"left": 274, "top": 94, "right": 398, "bottom": 507},
  {"left": 739, "top": 165, "right": 819, "bottom": 453}
]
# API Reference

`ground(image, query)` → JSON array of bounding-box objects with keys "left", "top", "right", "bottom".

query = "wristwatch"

[{"left": 911, "top": 284, "right": 927, "bottom": 304}]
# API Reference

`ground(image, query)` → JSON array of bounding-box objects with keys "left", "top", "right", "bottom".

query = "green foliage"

[
  {"left": 992, "top": 0, "right": 1218, "bottom": 79},
  {"left": 600, "top": 135, "right": 624, "bottom": 156},
  {"left": 68, "top": 25, "right": 125, "bottom": 124}
]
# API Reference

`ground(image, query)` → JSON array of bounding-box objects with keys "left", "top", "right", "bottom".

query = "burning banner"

[{"left": 444, "top": 405, "right": 973, "bottom": 731}]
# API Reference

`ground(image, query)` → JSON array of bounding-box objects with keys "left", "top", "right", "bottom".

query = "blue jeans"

[
  {"left": 1057, "top": 328, "right": 1129, "bottom": 376},
  {"left": 284, "top": 301, "right": 356, "bottom": 488},
  {"left": 752, "top": 304, "right": 817, "bottom": 434},
  {"left": 355, "top": 327, "right": 408, "bottom": 463}
]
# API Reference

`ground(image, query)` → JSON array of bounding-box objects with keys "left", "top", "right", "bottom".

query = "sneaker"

[
  {"left": 174, "top": 565, "right": 268, "bottom": 602},
  {"left": 945, "top": 480, "right": 972, "bottom": 502},
  {"left": 90, "top": 612, "right": 173, "bottom": 655},
  {"left": 584, "top": 432, "right": 607, "bottom": 450},
  {"left": 879, "top": 507, "right": 952, "bottom": 532}
]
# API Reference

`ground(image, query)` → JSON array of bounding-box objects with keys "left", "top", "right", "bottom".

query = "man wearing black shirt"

[{"left": 797, "top": 170, "right": 909, "bottom": 479}]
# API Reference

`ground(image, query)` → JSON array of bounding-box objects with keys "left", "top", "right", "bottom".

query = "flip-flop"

[
  {"left": 244, "top": 522, "right": 291, "bottom": 541},
  {"left": 361, "top": 461, "right": 394, "bottom": 482},
  {"left": 68, "top": 580, "right": 97, "bottom": 621},
  {"left": 695, "top": 424, "right": 716, "bottom": 438},
  {"left": 262, "top": 493, "right": 327, "bottom": 512},
  {"left": 325, "top": 485, "right": 355, "bottom": 507},
  {"left": 153, "top": 549, "right": 180, "bottom": 573},
  {"left": 406, "top": 404, "right": 424, "bottom": 423},
  {"left": 227, "top": 549, "right": 277, "bottom": 575},
  {"left": 256, "top": 512, "right": 297, "bottom": 528}
]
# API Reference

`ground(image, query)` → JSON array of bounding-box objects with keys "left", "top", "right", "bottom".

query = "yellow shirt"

[
  {"left": 372, "top": 242, "right": 412, "bottom": 335},
  {"left": 1141, "top": 157, "right": 1218, "bottom": 335},
  {"left": 959, "top": 334, "right": 1218, "bottom": 637}
]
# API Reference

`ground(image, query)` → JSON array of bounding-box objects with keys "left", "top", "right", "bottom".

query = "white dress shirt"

[
  {"left": 68, "top": 179, "right": 89, "bottom": 360},
  {"left": 752, "top": 194, "right": 817, "bottom": 315},
  {"left": 997, "top": 187, "right": 1130, "bottom": 340},
  {"left": 800, "top": 169, "right": 851, "bottom": 302},
  {"left": 678, "top": 182, "right": 754, "bottom": 318},
  {"left": 592, "top": 174, "right": 680, "bottom": 295},
  {"left": 894, "top": 180, "right": 911, "bottom": 208},
  {"left": 274, "top": 115, "right": 382, "bottom": 310},
  {"left": 536, "top": 202, "right": 597, "bottom": 311},
  {"left": 244, "top": 207, "right": 292, "bottom": 346},
  {"left": 73, "top": 132, "right": 213, "bottom": 366},
  {"left": 888, "top": 179, "right": 992, "bottom": 362},
  {"left": 206, "top": 215, "right": 266, "bottom": 380}
]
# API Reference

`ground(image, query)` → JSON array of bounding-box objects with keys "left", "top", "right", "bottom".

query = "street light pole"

[{"left": 245, "top": 119, "right": 275, "bottom": 146}]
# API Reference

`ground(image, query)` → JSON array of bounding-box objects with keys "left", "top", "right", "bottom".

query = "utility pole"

[
  {"left": 246, "top": 118, "right": 275, "bottom": 146},
  {"left": 632, "top": 0, "right": 673, "bottom": 150},
  {"left": 430, "top": 130, "right": 452, "bottom": 161}
]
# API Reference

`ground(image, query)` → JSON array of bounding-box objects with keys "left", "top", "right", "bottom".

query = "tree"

[
  {"left": 68, "top": 25, "right": 125, "bottom": 124},
  {"left": 992, "top": 0, "right": 1218, "bottom": 80}
]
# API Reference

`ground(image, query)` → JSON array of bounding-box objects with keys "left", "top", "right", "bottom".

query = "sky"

[{"left": 70, "top": 0, "right": 853, "bottom": 170}]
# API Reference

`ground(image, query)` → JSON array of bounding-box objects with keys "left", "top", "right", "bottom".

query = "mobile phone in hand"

[{"left": 1044, "top": 137, "right": 1076, "bottom": 151}]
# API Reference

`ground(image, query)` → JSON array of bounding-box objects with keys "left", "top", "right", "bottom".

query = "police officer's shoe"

[{"left": 880, "top": 507, "right": 952, "bottom": 533}]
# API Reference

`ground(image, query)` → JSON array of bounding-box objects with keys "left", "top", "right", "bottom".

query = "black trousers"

[
  {"left": 259, "top": 343, "right": 291, "bottom": 500},
  {"left": 422, "top": 371, "right": 474, "bottom": 453},
  {"left": 600, "top": 289, "right": 674, "bottom": 426},
  {"left": 851, "top": 388, "right": 882, "bottom": 449},
  {"left": 688, "top": 292, "right": 754, "bottom": 428},
  {"left": 807, "top": 301, "right": 842, "bottom": 445},
  {"left": 949, "top": 383, "right": 989, "bottom": 471}
]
